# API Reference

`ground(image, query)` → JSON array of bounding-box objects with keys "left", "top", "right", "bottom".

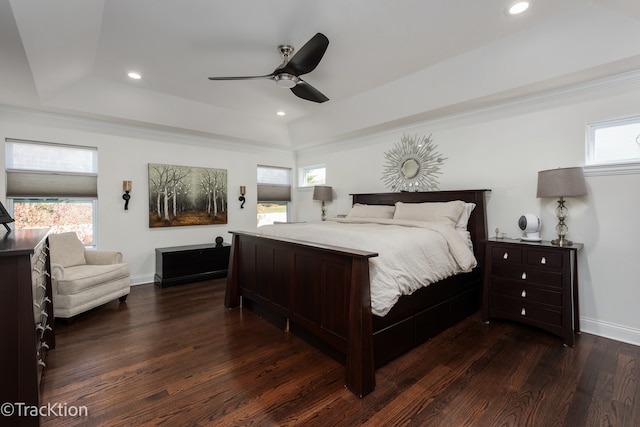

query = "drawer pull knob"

[
  {"left": 541, "top": 257, "right": 546, "bottom": 264},
  {"left": 503, "top": 252, "right": 509, "bottom": 259},
  {"left": 521, "top": 308, "right": 526, "bottom": 316},
  {"left": 521, "top": 272, "right": 527, "bottom": 280},
  {"left": 521, "top": 290, "right": 527, "bottom": 298}
]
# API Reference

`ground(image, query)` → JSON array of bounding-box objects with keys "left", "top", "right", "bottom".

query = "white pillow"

[
  {"left": 347, "top": 203, "right": 395, "bottom": 219},
  {"left": 393, "top": 200, "right": 466, "bottom": 227},
  {"left": 456, "top": 203, "right": 476, "bottom": 230}
]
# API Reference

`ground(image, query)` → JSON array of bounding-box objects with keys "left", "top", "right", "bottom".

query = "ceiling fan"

[{"left": 208, "top": 33, "right": 329, "bottom": 103}]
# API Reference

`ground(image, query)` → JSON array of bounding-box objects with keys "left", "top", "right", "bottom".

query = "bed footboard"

[
  {"left": 225, "top": 231, "right": 379, "bottom": 397},
  {"left": 225, "top": 189, "right": 489, "bottom": 397}
]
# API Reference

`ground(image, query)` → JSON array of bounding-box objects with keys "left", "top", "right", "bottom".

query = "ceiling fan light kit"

[
  {"left": 208, "top": 33, "right": 329, "bottom": 103},
  {"left": 275, "top": 73, "right": 299, "bottom": 88}
]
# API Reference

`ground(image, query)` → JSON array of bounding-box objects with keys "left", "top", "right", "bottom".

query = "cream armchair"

[{"left": 48, "top": 232, "right": 130, "bottom": 320}]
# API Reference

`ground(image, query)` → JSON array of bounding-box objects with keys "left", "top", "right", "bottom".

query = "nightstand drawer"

[
  {"left": 491, "top": 277, "right": 562, "bottom": 306},
  {"left": 526, "top": 250, "right": 563, "bottom": 268},
  {"left": 490, "top": 294, "right": 562, "bottom": 325},
  {"left": 490, "top": 245, "right": 522, "bottom": 263},
  {"left": 491, "top": 264, "right": 563, "bottom": 287}
]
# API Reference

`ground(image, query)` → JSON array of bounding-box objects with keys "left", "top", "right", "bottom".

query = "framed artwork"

[{"left": 148, "top": 163, "right": 227, "bottom": 228}]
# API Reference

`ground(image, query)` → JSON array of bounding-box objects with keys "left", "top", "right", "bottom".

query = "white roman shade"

[
  {"left": 5, "top": 139, "right": 98, "bottom": 198},
  {"left": 257, "top": 165, "right": 291, "bottom": 202}
]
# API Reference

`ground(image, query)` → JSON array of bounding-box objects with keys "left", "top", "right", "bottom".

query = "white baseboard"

[
  {"left": 580, "top": 316, "right": 640, "bottom": 347},
  {"left": 130, "top": 274, "right": 155, "bottom": 286}
]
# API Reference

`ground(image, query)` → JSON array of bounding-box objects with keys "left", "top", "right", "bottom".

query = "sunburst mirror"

[{"left": 381, "top": 134, "right": 446, "bottom": 192}]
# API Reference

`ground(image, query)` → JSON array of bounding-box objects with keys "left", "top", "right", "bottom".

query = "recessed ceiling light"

[
  {"left": 276, "top": 111, "right": 286, "bottom": 116},
  {"left": 507, "top": 1, "right": 531, "bottom": 15},
  {"left": 127, "top": 71, "right": 142, "bottom": 80}
]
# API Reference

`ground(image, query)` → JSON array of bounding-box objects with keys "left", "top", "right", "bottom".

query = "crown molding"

[{"left": 0, "top": 105, "right": 293, "bottom": 155}]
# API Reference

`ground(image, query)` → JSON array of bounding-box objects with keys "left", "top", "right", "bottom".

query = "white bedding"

[{"left": 256, "top": 218, "right": 477, "bottom": 317}]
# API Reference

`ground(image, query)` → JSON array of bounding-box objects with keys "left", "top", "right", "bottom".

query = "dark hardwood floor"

[{"left": 40, "top": 279, "right": 640, "bottom": 426}]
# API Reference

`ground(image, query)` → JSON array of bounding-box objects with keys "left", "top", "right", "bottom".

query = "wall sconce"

[
  {"left": 122, "top": 181, "right": 132, "bottom": 210},
  {"left": 239, "top": 186, "right": 246, "bottom": 209}
]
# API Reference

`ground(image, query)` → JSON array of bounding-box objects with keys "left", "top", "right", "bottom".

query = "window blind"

[
  {"left": 257, "top": 165, "right": 291, "bottom": 202},
  {"left": 5, "top": 139, "right": 98, "bottom": 198}
]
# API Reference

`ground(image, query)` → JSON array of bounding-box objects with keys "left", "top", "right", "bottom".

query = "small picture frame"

[{"left": 0, "top": 200, "right": 15, "bottom": 232}]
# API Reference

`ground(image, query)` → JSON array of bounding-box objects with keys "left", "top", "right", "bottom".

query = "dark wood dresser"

[
  {"left": 0, "top": 228, "right": 55, "bottom": 426},
  {"left": 482, "top": 237, "right": 582, "bottom": 346},
  {"left": 154, "top": 242, "right": 231, "bottom": 287}
]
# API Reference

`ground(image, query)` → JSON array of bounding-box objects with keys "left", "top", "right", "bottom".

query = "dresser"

[
  {"left": 154, "top": 243, "right": 231, "bottom": 287},
  {"left": 482, "top": 237, "right": 582, "bottom": 346},
  {"left": 0, "top": 228, "right": 55, "bottom": 426}
]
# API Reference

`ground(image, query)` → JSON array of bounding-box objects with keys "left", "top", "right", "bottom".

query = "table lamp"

[
  {"left": 312, "top": 185, "right": 333, "bottom": 221},
  {"left": 536, "top": 167, "right": 587, "bottom": 246}
]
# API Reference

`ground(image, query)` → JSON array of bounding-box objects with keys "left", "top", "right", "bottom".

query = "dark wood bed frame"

[{"left": 225, "top": 189, "right": 489, "bottom": 397}]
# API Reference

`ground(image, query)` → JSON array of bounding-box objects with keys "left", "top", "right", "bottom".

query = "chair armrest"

[
  {"left": 50, "top": 263, "right": 65, "bottom": 280},
  {"left": 84, "top": 250, "right": 123, "bottom": 265}
]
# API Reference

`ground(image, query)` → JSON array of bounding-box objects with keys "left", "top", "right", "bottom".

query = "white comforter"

[{"left": 256, "top": 218, "right": 477, "bottom": 317}]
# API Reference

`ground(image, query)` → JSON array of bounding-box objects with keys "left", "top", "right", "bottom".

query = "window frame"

[
  {"left": 4, "top": 139, "right": 99, "bottom": 244},
  {"left": 257, "top": 165, "right": 292, "bottom": 226},
  {"left": 585, "top": 116, "right": 640, "bottom": 176},
  {"left": 298, "top": 164, "right": 326, "bottom": 187}
]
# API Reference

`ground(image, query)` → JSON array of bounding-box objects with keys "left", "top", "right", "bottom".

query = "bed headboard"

[{"left": 351, "top": 189, "right": 490, "bottom": 263}]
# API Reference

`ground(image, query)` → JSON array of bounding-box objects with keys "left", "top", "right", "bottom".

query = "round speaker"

[{"left": 518, "top": 213, "right": 541, "bottom": 241}]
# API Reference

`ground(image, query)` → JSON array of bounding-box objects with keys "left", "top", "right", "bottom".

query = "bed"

[{"left": 225, "top": 189, "right": 489, "bottom": 397}]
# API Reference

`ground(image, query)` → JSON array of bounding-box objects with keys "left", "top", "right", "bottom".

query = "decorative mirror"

[{"left": 381, "top": 133, "right": 446, "bottom": 191}]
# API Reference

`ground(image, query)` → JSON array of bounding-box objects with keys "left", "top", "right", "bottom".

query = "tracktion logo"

[{"left": 1, "top": 402, "right": 88, "bottom": 418}]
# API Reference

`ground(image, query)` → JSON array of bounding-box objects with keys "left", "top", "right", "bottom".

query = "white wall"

[
  {"left": 2, "top": 76, "right": 639, "bottom": 346},
  {"left": 0, "top": 108, "right": 294, "bottom": 284},
  {"left": 295, "top": 81, "right": 640, "bottom": 346}
]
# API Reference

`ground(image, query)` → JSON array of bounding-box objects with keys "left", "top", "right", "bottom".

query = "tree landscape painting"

[{"left": 148, "top": 163, "right": 227, "bottom": 228}]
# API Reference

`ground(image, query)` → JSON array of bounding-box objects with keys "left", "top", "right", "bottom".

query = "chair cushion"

[
  {"left": 48, "top": 232, "right": 87, "bottom": 267},
  {"left": 55, "top": 263, "right": 130, "bottom": 295}
]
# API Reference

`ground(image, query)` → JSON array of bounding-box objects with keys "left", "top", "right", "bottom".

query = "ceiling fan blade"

[
  {"left": 280, "top": 33, "right": 329, "bottom": 76},
  {"left": 208, "top": 74, "right": 274, "bottom": 81},
  {"left": 290, "top": 80, "right": 329, "bottom": 103}
]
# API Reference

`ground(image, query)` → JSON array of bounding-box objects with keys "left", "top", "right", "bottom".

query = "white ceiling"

[{"left": 2, "top": 0, "right": 640, "bottom": 150}]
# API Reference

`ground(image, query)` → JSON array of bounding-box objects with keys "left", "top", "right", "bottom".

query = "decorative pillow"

[
  {"left": 393, "top": 200, "right": 466, "bottom": 227},
  {"left": 456, "top": 203, "right": 476, "bottom": 230},
  {"left": 346, "top": 203, "right": 396, "bottom": 219},
  {"left": 48, "top": 232, "right": 87, "bottom": 267}
]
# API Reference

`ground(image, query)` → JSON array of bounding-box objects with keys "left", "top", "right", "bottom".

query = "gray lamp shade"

[
  {"left": 536, "top": 167, "right": 587, "bottom": 198},
  {"left": 312, "top": 185, "right": 333, "bottom": 201}
]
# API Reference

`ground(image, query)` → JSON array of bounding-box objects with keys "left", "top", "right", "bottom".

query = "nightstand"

[{"left": 482, "top": 237, "right": 583, "bottom": 346}]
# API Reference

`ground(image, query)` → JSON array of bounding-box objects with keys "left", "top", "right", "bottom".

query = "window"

[
  {"left": 257, "top": 165, "right": 291, "bottom": 227},
  {"left": 587, "top": 116, "right": 640, "bottom": 168},
  {"left": 299, "top": 164, "right": 326, "bottom": 187},
  {"left": 5, "top": 139, "right": 98, "bottom": 245},
  {"left": 11, "top": 199, "right": 96, "bottom": 244}
]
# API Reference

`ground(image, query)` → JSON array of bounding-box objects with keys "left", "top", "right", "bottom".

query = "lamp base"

[{"left": 551, "top": 236, "right": 573, "bottom": 246}]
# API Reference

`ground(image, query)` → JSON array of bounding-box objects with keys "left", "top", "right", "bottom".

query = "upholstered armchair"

[{"left": 48, "top": 232, "right": 130, "bottom": 320}]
